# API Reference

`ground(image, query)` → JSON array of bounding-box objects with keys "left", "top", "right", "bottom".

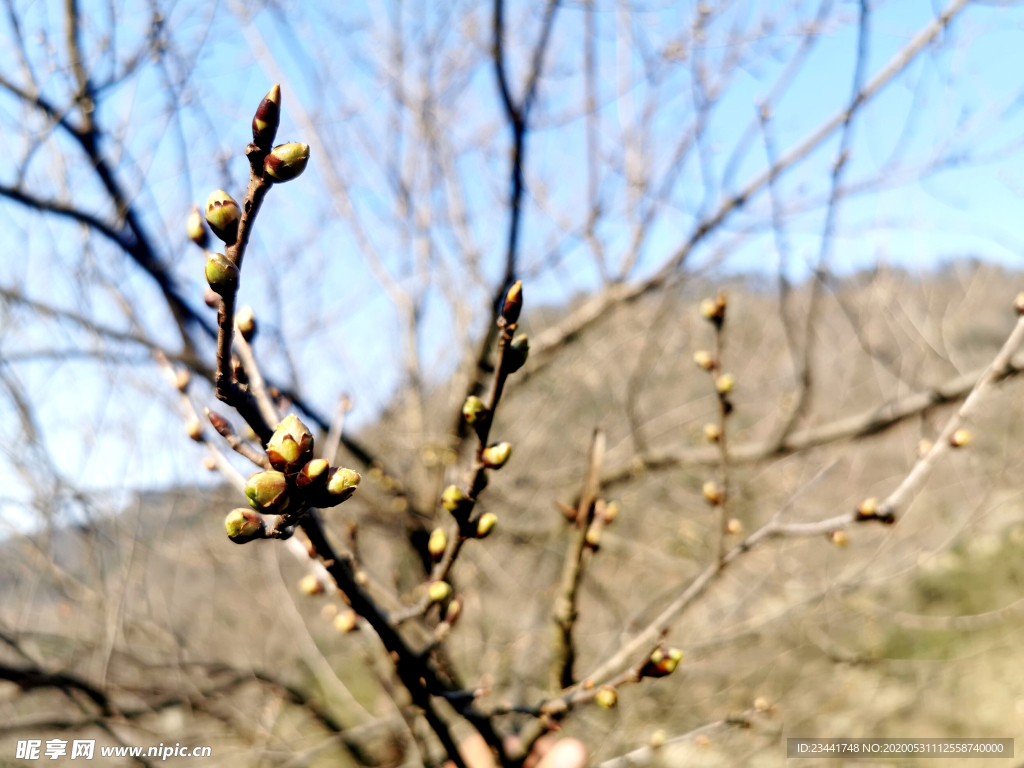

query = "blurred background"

[{"left": 4, "top": 0, "right": 1024, "bottom": 764}]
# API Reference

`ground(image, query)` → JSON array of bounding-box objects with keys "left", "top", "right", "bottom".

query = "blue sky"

[{"left": 2, "top": 0, "right": 1024, "bottom": 529}]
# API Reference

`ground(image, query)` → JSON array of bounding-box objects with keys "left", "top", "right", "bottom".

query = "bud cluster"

[
  {"left": 854, "top": 496, "right": 894, "bottom": 525},
  {"left": 584, "top": 499, "right": 620, "bottom": 550},
  {"left": 639, "top": 646, "right": 684, "bottom": 678}
]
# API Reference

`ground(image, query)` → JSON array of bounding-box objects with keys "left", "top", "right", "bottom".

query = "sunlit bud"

[
  {"left": 829, "top": 529, "right": 848, "bottom": 547},
  {"left": 505, "top": 333, "right": 530, "bottom": 373},
  {"left": 585, "top": 524, "right": 601, "bottom": 548},
  {"left": 641, "top": 646, "right": 684, "bottom": 677},
  {"left": 354, "top": 570, "right": 369, "bottom": 586},
  {"left": 442, "top": 485, "right": 470, "bottom": 513},
  {"left": 299, "top": 574, "right": 324, "bottom": 595},
  {"left": 702, "top": 480, "right": 723, "bottom": 506},
  {"left": 174, "top": 368, "right": 191, "bottom": 392},
  {"left": 264, "top": 142, "right": 310, "bottom": 182},
  {"left": 1015, "top": 292, "right": 1024, "bottom": 315},
  {"left": 334, "top": 609, "right": 358, "bottom": 633},
  {"left": 327, "top": 467, "right": 361, "bottom": 499},
  {"left": 251, "top": 84, "right": 281, "bottom": 149},
  {"left": 245, "top": 470, "right": 289, "bottom": 514},
  {"left": 649, "top": 731, "right": 666, "bottom": 749},
  {"left": 185, "top": 418, "right": 203, "bottom": 442},
  {"left": 715, "top": 373, "right": 735, "bottom": 395},
  {"left": 203, "top": 288, "right": 221, "bottom": 309},
  {"left": 595, "top": 686, "right": 618, "bottom": 709},
  {"left": 205, "top": 190, "right": 241, "bottom": 244},
  {"left": 856, "top": 497, "right": 878, "bottom": 520},
  {"left": 205, "top": 252, "right": 239, "bottom": 295},
  {"left": 186, "top": 205, "right": 208, "bottom": 248},
  {"left": 482, "top": 441, "right": 512, "bottom": 469},
  {"left": 699, "top": 293, "right": 726, "bottom": 323},
  {"left": 266, "top": 414, "right": 314, "bottom": 473},
  {"left": 703, "top": 423, "right": 721, "bottom": 442},
  {"left": 296, "top": 458, "right": 329, "bottom": 488},
  {"left": 693, "top": 350, "right": 714, "bottom": 370},
  {"left": 445, "top": 598, "right": 462, "bottom": 624},
  {"left": 428, "top": 581, "right": 452, "bottom": 603},
  {"left": 235, "top": 305, "right": 257, "bottom": 340},
  {"left": 476, "top": 512, "right": 497, "bottom": 538},
  {"left": 202, "top": 455, "right": 218, "bottom": 471},
  {"left": 428, "top": 528, "right": 448, "bottom": 558},
  {"left": 462, "top": 395, "right": 488, "bottom": 425},
  {"left": 753, "top": 696, "right": 771, "bottom": 712},
  {"left": 501, "top": 280, "right": 523, "bottom": 324},
  {"left": 695, "top": 735, "right": 711, "bottom": 748},
  {"left": 916, "top": 438, "right": 933, "bottom": 458},
  {"left": 225, "top": 508, "right": 264, "bottom": 543},
  {"left": 725, "top": 518, "right": 743, "bottom": 536},
  {"left": 583, "top": 679, "right": 595, "bottom": 691},
  {"left": 601, "top": 500, "right": 620, "bottom": 524},
  {"left": 950, "top": 429, "right": 971, "bottom": 448}
]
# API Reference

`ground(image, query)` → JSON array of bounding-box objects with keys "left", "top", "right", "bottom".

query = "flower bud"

[
  {"left": 445, "top": 598, "right": 462, "bottom": 624},
  {"left": 236, "top": 305, "right": 257, "bottom": 340},
  {"left": 703, "top": 423, "right": 721, "bottom": 442},
  {"left": 186, "top": 205, "right": 208, "bottom": 248},
  {"left": 205, "top": 190, "right": 241, "bottom": 244},
  {"left": 715, "top": 373, "right": 735, "bottom": 395},
  {"left": 175, "top": 368, "right": 191, "bottom": 392},
  {"left": 699, "top": 293, "right": 726, "bottom": 324},
  {"left": 601, "top": 500, "right": 620, "bottom": 524},
  {"left": 693, "top": 350, "right": 715, "bottom": 371},
  {"left": 442, "top": 485, "right": 470, "bottom": 513},
  {"left": 641, "top": 647, "right": 683, "bottom": 678},
  {"left": 327, "top": 467, "right": 361, "bottom": 498},
  {"left": 266, "top": 414, "right": 314, "bottom": 473},
  {"left": 585, "top": 524, "right": 602, "bottom": 548},
  {"left": 916, "top": 438, "right": 933, "bottom": 458},
  {"left": 856, "top": 497, "right": 878, "bottom": 520},
  {"left": 482, "top": 441, "right": 512, "bottom": 469},
  {"left": 205, "top": 253, "right": 239, "bottom": 295},
  {"left": 299, "top": 574, "right": 324, "bottom": 595},
  {"left": 950, "top": 429, "right": 971, "bottom": 448},
  {"left": 702, "top": 480, "right": 723, "bottom": 506},
  {"left": 595, "top": 686, "right": 618, "bottom": 709},
  {"left": 428, "top": 528, "right": 448, "bottom": 558},
  {"left": 334, "top": 609, "right": 358, "bottom": 633},
  {"left": 1015, "top": 292, "right": 1024, "bottom": 315},
  {"left": 245, "top": 470, "right": 289, "bottom": 513},
  {"left": 462, "top": 395, "right": 488, "bottom": 425},
  {"left": 753, "top": 696, "right": 771, "bottom": 713},
  {"left": 505, "top": 333, "right": 530, "bottom": 373},
  {"left": 650, "top": 731, "right": 666, "bottom": 749},
  {"left": 476, "top": 512, "right": 497, "bottom": 538},
  {"left": 252, "top": 84, "right": 281, "bottom": 149},
  {"left": 501, "top": 280, "right": 523, "bottom": 324},
  {"left": 296, "top": 458, "right": 330, "bottom": 488},
  {"left": 725, "top": 518, "right": 743, "bottom": 536},
  {"left": 829, "top": 529, "right": 848, "bottom": 547},
  {"left": 202, "top": 455, "right": 218, "bottom": 471},
  {"left": 428, "top": 581, "right": 452, "bottom": 603},
  {"left": 264, "top": 142, "right": 310, "bottom": 182},
  {"left": 225, "top": 508, "right": 264, "bottom": 543},
  {"left": 185, "top": 418, "right": 203, "bottom": 442}
]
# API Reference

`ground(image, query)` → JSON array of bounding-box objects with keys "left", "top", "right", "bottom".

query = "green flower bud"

[
  {"left": 476, "top": 512, "right": 497, "bottom": 538},
  {"left": 481, "top": 441, "right": 512, "bottom": 469},
  {"left": 266, "top": 414, "right": 314, "bottom": 473},
  {"left": 205, "top": 190, "right": 241, "bottom": 244},
  {"left": 296, "top": 458, "right": 330, "bottom": 488},
  {"left": 641, "top": 646, "right": 684, "bottom": 678},
  {"left": 252, "top": 84, "right": 281, "bottom": 149},
  {"left": 462, "top": 395, "right": 488, "bottom": 425},
  {"left": 441, "top": 485, "right": 470, "bottom": 513},
  {"left": 595, "top": 685, "right": 618, "bottom": 709},
  {"left": 205, "top": 253, "right": 239, "bottom": 295},
  {"left": 324, "top": 467, "right": 361, "bottom": 505},
  {"left": 428, "top": 527, "right": 448, "bottom": 558},
  {"left": 225, "top": 508, "right": 264, "bottom": 543},
  {"left": 428, "top": 581, "right": 452, "bottom": 603},
  {"left": 236, "top": 305, "right": 256, "bottom": 340},
  {"left": 505, "top": 333, "right": 529, "bottom": 373},
  {"left": 186, "top": 204, "right": 208, "bottom": 248},
  {"left": 245, "top": 470, "right": 289, "bottom": 514},
  {"left": 264, "top": 142, "right": 310, "bottom": 182},
  {"left": 501, "top": 280, "right": 523, "bottom": 324},
  {"left": 715, "top": 373, "right": 735, "bottom": 395}
]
